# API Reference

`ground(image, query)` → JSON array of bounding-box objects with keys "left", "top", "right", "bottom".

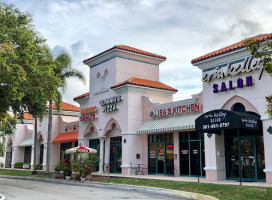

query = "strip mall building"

[
  {"left": 4, "top": 33, "right": 272, "bottom": 183},
  {"left": 74, "top": 33, "right": 272, "bottom": 183}
]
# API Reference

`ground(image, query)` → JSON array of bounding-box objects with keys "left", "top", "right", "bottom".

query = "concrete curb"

[{"left": 0, "top": 175, "right": 219, "bottom": 200}]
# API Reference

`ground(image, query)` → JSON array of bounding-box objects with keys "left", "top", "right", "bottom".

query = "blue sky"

[{"left": 4, "top": 0, "right": 272, "bottom": 105}]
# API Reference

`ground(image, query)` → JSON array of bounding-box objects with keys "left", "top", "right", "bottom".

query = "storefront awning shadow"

[{"left": 195, "top": 109, "right": 261, "bottom": 134}]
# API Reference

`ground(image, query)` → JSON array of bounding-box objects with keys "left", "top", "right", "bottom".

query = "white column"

[{"left": 99, "top": 137, "right": 106, "bottom": 173}]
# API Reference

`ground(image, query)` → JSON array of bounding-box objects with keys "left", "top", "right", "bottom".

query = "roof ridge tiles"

[
  {"left": 83, "top": 45, "right": 166, "bottom": 64},
  {"left": 191, "top": 33, "right": 272, "bottom": 64},
  {"left": 111, "top": 77, "right": 178, "bottom": 92}
]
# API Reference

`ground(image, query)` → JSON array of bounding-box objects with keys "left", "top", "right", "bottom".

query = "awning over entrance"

[
  {"left": 137, "top": 113, "right": 202, "bottom": 134},
  {"left": 52, "top": 131, "right": 79, "bottom": 143},
  {"left": 195, "top": 109, "right": 261, "bottom": 133},
  {"left": 18, "top": 138, "right": 33, "bottom": 147}
]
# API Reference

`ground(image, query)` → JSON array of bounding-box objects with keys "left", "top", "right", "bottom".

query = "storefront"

[
  {"left": 192, "top": 33, "right": 272, "bottom": 183},
  {"left": 74, "top": 45, "right": 179, "bottom": 175},
  {"left": 195, "top": 109, "right": 264, "bottom": 181},
  {"left": 179, "top": 131, "right": 205, "bottom": 177},
  {"left": 5, "top": 102, "right": 80, "bottom": 170},
  {"left": 148, "top": 133, "right": 174, "bottom": 175},
  {"left": 138, "top": 96, "right": 203, "bottom": 177}
]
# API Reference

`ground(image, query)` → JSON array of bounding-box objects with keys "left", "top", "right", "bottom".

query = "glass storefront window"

[
  {"left": 60, "top": 142, "right": 72, "bottom": 162},
  {"left": 179, "top": 132, "right": 205, "bottom": 177},
  {"left": 89, "top": 139, "right": 100, "bottom": 172},
  {"left": 256, "top": 136, "right": 265, "bottom": 179},
  {"left": 24, "top": 146, "right": 32, "bottom": 163},
  {"left": 148, "top": 133, "right": 174, "bottom": 175},
  {"left": 225, "top": 130, "right": 265, "bottom": 181}
]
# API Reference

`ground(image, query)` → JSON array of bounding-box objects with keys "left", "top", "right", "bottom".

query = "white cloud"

[{"left": 3, "top": 0, "right": 272, "bottom": 105}]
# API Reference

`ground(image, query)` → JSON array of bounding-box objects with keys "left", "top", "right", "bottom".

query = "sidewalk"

[{"left": 93, "top": 172, "right": 272, "bottom": 188}]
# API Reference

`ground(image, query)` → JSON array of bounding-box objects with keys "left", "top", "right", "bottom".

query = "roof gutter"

[{"left": 112, "top": 84, "right": 177, "bottom": 93}]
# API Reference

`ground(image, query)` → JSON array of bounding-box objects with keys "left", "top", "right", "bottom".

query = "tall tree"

[
  {"left": 0, "top": 3, "right": 61, "bottom": 172},
  {"left": 244, "top": 37, "right": 272, "bottom": 117},
  {"left": 46, "top": 51, "right": 85, "bottom": 173}
]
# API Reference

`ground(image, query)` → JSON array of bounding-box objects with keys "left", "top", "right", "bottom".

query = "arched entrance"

[
  {"left": 84, "top": 123, "right": 100, "bottom": 171},
  {"left": 5, "top": 137, "right": 13, "bottom": 168},
  {"left": 104, "top": 118, "right": 122, "bottom": 173}
]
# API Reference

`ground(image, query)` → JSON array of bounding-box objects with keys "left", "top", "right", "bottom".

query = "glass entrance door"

[
  {"left": 110, "top": 136, "right": 122, "bottom": 173},
  {"left": 148, "top": 133, "right": 174, "bottom": 175},
  {"left": 157, "top": 143, "right": 165, "bottom": 174},
  {"left": 241, "top": 136, "right": 256, "bottom": 180},
  {"left": 225, "top": 131, "right": 265, "bottom": 181},
  {"left": 179, "top": 132, "right": 205, "bottom": 176}
]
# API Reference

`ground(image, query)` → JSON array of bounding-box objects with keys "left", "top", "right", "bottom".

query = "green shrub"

[
  {"left": 55, "top": 161, "right": 72, "bottom": 176},
  {"left": 14, "top": 162, "right": 30, "bottom": 169},
  {"left": 14, "top": 162, "right": 24, "bottom": 168},
  {"left": 35, "top": 163, "right": 43, "bottom": 170},
  {"left": 72, "top": 153, "right": 98, "bottom": 177},
  {"left": 55, "top": 162, "right": 65, "bottom": 172}
]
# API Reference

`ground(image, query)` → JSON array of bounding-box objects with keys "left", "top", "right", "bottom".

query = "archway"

[
  {"left": 221, "top": 95, "right": 260, "bottom": 115},
  {"left": 84, "top": 123, "right": 100, "bottom": 171},
  {"left": 103, "top": 118, "right": 121, "bottom": 137},
  {"left": 103, "top": 118, "right": 122, "bottom": 173},
  {"left": 84, "top": 123, "right": 99, "bottom": 139}
]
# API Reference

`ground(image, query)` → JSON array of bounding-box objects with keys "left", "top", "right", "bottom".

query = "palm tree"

[{"left": 46, "top": 51, "right": 86, "bottom": 173}]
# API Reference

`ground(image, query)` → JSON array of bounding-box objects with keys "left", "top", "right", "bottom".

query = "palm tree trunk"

[
  {"left": 46, "top": 100, "right": 53, "bottom": 173},
  {"left": 32, "top": 117, "right": 38, "bottom": 174}
]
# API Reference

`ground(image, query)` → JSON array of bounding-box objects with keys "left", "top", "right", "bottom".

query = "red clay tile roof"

[
  {"left": 83, "top": 45, "right": 166, "bottom": 63},
  {"left": 17, "top": 112, "right": 34, "bottom": 120},
  {"left": 111, "top": 77, "right": 178, "bottom": 92},
  {"left": 50, "top": 102, "right": 80, "bottom": 112},
  {"left": 191, "top": 33, "right": 272, "bottom": 64},
  {"left": 52, "top": 131, "right": 78, "bottom": 143},
  {"left": 73, "top": 92, "right": 90, "bottom": 101}
]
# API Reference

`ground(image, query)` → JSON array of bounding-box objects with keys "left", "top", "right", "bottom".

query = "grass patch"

[
  {"left": 0, "top": 169, "right": 32, "bottom": 176},
  {"left": 102, "top": 178, "right": 272, "bottom": 200}
]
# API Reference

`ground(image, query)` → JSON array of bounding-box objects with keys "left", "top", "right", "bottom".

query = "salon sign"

[
  {"left": 80, "top": 106, "right": 97, "bottom": 122},
  {"left": 202, "top": 57, "right": 263, "bottom": 94}
]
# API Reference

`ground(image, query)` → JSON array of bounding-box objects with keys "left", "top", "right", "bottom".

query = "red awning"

[{"left": 52, "top": 131, "right": 79, "bottom": 143}]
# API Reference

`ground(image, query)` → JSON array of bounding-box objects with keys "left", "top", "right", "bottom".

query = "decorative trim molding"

[
  {"left": 94, "top": 88, "right": 110, "bottom": 95},
  {"left": 77, "top": 137, "right": 90, "bottom": 140},
  {"left": 121, "top": 132, "right": 138, "bottom": 135},
  {"left": 204, "top": 167, "right": 225, "bottom": 171},
  {"left": 263, "top": 169, "right": 272, "bottom": 173},
  {"left": 120, "top": 165, "right": 131, "bottom": 168}
]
